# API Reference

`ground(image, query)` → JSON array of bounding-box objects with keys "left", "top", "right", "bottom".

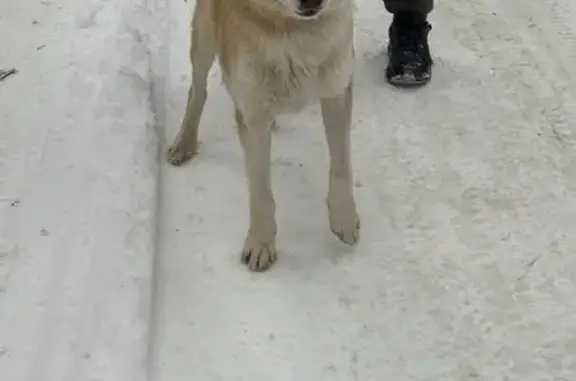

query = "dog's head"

[{"left": 250, "top": 0, "right": 351, "bottom": 20}]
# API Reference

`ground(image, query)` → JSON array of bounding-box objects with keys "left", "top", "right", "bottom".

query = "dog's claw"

[
  {"left": 241, "top": 240, "right": 277, "bottom": 271},
  {"left": 331, "top": 219, "right": 360, "bottom": 245},
  {"left": 167, "top": 141, "right": 196, "bottom": 166}
]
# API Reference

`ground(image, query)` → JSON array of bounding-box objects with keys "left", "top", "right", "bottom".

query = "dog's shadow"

[{"left": 268, "top": 111, "right": 358, "bottom": 272}]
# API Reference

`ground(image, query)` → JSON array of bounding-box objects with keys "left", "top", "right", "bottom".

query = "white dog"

[{"left": 167, "top": 0, "right": 360, "bottom": 271}]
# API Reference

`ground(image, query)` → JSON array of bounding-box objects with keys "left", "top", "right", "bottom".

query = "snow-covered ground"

[
  {"left": 0, "top": 1, "right": 157, "bottom": 380},
  {"left": 2, "top": 0, "right": 576, "bottom": 380}
]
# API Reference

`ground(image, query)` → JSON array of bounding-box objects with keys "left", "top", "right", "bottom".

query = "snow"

[{"left": 2, "top": 0, "right": 576, "bottom": 380}]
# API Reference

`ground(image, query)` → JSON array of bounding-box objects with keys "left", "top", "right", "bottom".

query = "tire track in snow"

[
  {"left": 0, "top": 0, "right": 159, "bottom": 380},
  {"left": 141, "top": 0, "right": 171, "bottom": 379}
]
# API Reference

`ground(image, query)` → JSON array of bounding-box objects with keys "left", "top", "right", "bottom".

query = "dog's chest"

[
  {"left": 271, "top": 44, "right": 346, "bottom": 98},
  {"left": 227, "top": 27, "right": 353, "bottom": 112}
]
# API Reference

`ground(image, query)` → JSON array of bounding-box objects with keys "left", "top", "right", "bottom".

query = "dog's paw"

[
  {"left": 241, "top": 238, "right": 277, "bottom": 272},
  {"left": 167, "top": 138, "right": 196, "bottom": 166},
  {"left": 328, "top": 200, "right": 360, "bottom": 246}
]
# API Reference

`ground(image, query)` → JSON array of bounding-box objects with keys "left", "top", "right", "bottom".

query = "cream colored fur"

[{"left": 167, "top": 0, "right": 360, "bottom": 271}]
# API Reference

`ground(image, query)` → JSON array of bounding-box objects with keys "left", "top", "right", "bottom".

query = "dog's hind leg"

[
  {"left": 167, "top": 2, "right": 215, "bottom": 166},
  {"left": 235, "top": 108, "right": 278, "bottom": 271},
  {"left": 321, "top": 83, "right": 360, "bottom": 245}
]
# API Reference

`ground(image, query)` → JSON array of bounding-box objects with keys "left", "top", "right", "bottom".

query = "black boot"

[{"left": 386, "top": 12, "right": 433, "bottom": 86}]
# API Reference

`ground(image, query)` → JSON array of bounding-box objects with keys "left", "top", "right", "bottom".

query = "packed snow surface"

[{"left": 1, "top": 0, "right": 576, "bottom": 380}]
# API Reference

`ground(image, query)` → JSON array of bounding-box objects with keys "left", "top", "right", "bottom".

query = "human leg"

[{"left": 382, "top": 0, "right": 434, "bottom": 86}]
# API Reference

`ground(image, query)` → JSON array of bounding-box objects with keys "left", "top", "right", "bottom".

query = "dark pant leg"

[{"left": 383, "top": 0, "right": 434, "bottom": 14}]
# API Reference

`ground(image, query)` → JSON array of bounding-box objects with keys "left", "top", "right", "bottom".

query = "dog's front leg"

[
  {"left": 235, "top": 108, "right": 277, "bottom": 271},
  {"left": 320, "top": 83, "right": 360, "bottom": 245},
  {"left": 167, "top": 3, "right": 215, "bottom": 166}
]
